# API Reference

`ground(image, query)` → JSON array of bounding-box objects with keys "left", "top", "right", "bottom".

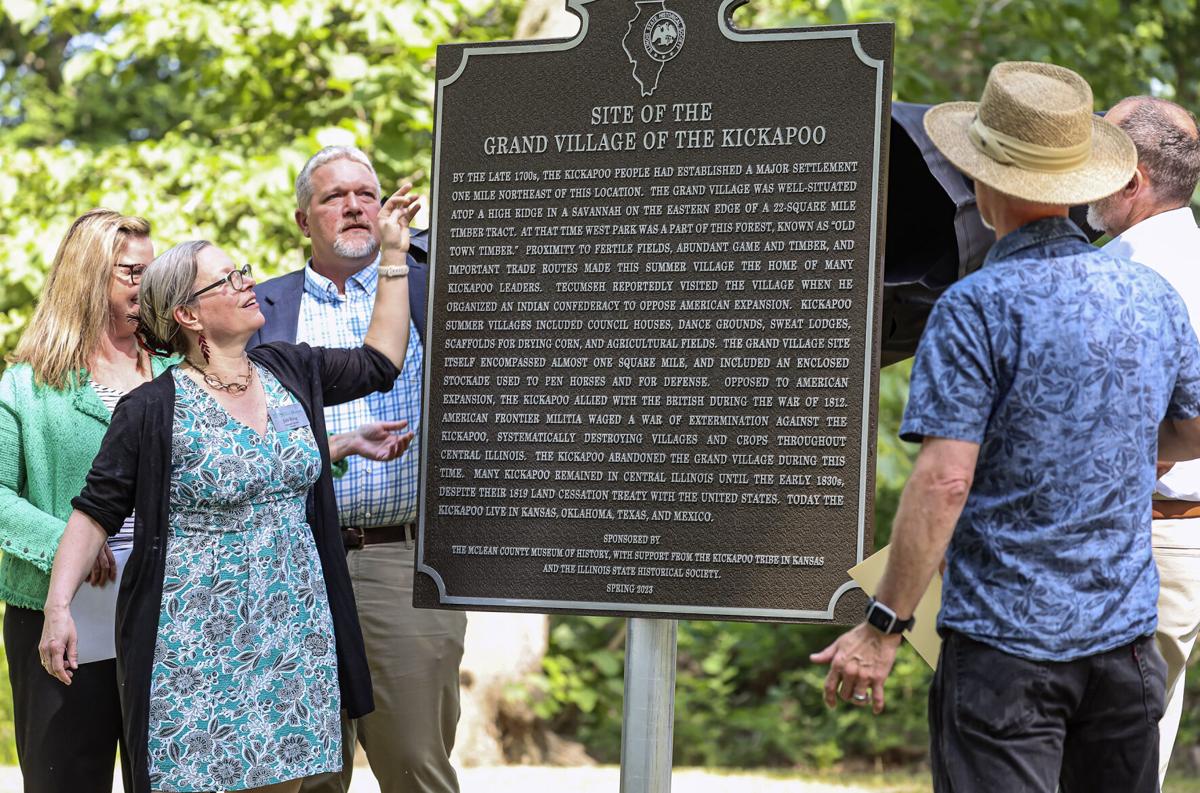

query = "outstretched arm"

[
  {"left": 810, "top": 436, "right": 978, "bottom": 713},
  {"left": 329, "top": 420, "right": 415, "bottom": 463}
]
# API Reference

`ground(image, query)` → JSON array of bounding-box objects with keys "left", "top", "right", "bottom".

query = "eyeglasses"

[
  {"left": 188, "top": 263, "right": 253, "bottom": 302},
  {"left": 113, "top": 263, "right": 147, "bottom": 286}
]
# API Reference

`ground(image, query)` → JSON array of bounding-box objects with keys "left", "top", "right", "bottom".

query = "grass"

[{"left": 1167, "top": 778, "right": 1200, "bottom": 793}]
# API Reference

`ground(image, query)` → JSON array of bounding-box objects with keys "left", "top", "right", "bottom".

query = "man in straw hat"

[
  {"left": 812, "top": 61, "right": 1200, "bottom": 791},
  {"left": 1086, "top": 95, "right": 1200, "bottom": 786}
]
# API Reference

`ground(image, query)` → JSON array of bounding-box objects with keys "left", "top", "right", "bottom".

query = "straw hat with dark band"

[{"left": 923, "top": 61, "right": 1137, "bottom": 205}]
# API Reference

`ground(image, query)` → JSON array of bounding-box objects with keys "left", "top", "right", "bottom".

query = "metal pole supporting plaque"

[{"left": 620, "top": 618, "right": 677, "bottom": 793}]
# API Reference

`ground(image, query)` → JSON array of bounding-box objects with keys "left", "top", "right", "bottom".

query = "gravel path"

[{"left": 0, "top": 765, "right": 886, "bottom": 792}]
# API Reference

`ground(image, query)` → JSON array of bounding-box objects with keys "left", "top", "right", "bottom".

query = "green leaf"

[
  {"left": 61, "top": 52, "right": 97, "bottom": 86},
  {"left": 589, "top": 650, "right": 622, "bottom": 677},
  {"left": 2, "top": 0, "right": 42, "bottom": 33},
  {"left": 573, "top": 687, "right": 598, "bottom": 713},
  {"left": 329, "top": 53, "right": 370, "bottom": 82}
]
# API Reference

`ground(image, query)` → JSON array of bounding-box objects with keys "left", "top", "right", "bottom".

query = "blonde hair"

[
  {"left": 8, "top": 209, "right": 151, "bottom": 389},
  {"left": 136, "top": 241, "right": 211, "bottom": 357}
]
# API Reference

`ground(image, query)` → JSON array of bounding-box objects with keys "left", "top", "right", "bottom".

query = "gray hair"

[
  {"left": 1114, "top": 97, "right": 1200, "bottom": 207},
  {"left": 138, "top": 240, "right": 212, "bottom": 356},
  {"left": 294, "top": 146, "right": 381, "bottom": 212}
]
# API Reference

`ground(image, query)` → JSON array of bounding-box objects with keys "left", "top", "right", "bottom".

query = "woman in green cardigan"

[{"left": 0, "top": 209, "right": 160, "bottom": 792}]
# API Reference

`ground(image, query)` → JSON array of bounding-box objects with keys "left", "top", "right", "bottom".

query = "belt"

[
  {"left": 1151, "top": 500, "right": 1200, "bottom": 520},
  {"left": 342, "top": 523, "right": 415, "bottom": 551}
]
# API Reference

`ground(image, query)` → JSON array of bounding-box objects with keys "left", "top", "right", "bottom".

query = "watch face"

[{"left": 866, "top": 599, "right": 899, "bottom": 633}]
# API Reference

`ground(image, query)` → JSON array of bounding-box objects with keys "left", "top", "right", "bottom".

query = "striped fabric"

[
  {"left": 90, "top": 380, "right": 136, "bottom": 549},
  {"left": 296, "top": 258, "right": 423, "bottom": 527}
]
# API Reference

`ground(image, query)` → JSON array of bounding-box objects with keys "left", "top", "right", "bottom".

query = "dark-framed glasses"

[
  {"left": 113, "top": 263, "right": 147, "bottom": 286},
  {"left": 188, "top": 263, "right": 253, "bottom": 302}
]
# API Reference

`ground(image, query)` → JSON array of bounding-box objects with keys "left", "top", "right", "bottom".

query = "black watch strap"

[{"left": 865, "top": 597, "right": 915, "bottom": 634}]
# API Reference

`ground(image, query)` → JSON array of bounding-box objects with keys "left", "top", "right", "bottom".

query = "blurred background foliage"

[
  {"left": 1, "top": 0, "right": 1199, "bottom": 773},
  {"left": 0, "top": 0, "right": 524, "bottom": 357}
]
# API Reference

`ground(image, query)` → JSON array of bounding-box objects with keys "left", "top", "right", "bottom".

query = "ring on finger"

[{"left": 852, "top": 691, "right": 869, "bottom": 702}]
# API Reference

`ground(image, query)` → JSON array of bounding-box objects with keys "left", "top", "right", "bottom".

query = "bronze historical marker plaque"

[{"left": 415, "top": 0, "right": 893, "bottom": 623}]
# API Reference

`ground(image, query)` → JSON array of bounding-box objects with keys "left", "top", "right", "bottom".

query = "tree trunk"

[{"left": 452, "top": 611, "right": 553, "bottom": 766}]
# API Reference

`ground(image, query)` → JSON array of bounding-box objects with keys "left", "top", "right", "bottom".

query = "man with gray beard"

[
  {"left": 1087, "top": 96, "right": 1200, "bottom": 785},
  {"left": 250, "top": 146, "right": 467, "bottom": 793}
]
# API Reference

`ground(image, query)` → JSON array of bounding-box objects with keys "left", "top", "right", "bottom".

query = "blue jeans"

[{"left": 930, "top": 631, "right": 1164, "bottom": 793}]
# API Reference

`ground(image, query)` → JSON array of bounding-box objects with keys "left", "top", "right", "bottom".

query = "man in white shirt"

[{"left": 1088, "top": 95, "right": 1200, "bottom": 785}]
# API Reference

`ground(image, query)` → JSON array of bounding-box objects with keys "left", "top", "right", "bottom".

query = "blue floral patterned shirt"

[{"left": 901, "top": 217, "right": 1200, "bottom": 661}]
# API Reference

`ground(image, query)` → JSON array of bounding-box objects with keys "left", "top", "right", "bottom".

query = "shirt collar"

[
  {"left": 1104, "top": 207, "right": 1199, "bottom": 257},
  {"left": 984, "top": 216, "right": 1090, "bottom": 266},
  {"left": 303, "top": 253, "right": 380, "bottom": 303}
]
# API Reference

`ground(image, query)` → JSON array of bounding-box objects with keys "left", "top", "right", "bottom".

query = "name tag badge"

[{"left": 270, "top": 403, "right": 310, "bottom": 432}]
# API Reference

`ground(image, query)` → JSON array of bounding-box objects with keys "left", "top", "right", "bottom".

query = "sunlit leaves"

[
  {"left": 0, "top": 0, "right": 525, "bottom": 369},
  {"left": 736, "top": 0, "right": 1197, "bottom": 107}
]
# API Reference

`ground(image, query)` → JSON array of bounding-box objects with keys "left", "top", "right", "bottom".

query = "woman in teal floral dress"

[
  {"left": 147, "top": 363, "right": 339, "bottom": 790},
  {"left": 39, "top": 184, "right": 420, "bottom": 793}
]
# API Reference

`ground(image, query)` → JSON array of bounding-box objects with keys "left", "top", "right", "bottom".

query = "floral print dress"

[{"left": 147, "top": 365, "right": 341, "bottom": 792}]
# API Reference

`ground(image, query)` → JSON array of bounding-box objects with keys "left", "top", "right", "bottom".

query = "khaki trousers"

[
  {"left": 1153, "top": 517, "right": 1200, "bottom": 786},
  {"left": 301, "top": 542, "right": 467, "bottom": 793}
]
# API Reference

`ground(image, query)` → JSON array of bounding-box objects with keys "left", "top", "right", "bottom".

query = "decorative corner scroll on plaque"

[{"left": 416, "top": 0, "right": 894, "bottom": 624}]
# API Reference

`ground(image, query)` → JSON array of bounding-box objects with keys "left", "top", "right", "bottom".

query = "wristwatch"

[
  {"left": 379, "top": 263, "right": 410, "bottom": 278},
  {"left": 864, "top": 597, "right": 915, "bottom": 634}
]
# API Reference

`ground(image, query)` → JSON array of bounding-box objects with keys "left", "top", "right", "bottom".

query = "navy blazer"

[{"left": 249, "top": 229, "right": 430, "bottom": 347}]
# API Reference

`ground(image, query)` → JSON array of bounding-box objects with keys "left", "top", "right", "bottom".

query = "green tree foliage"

[
  {"left": 0, "top": 0, "right": 523, "bottom": 362},
  {"left": 735, "top": 0, "right": 1200, "bottom": 109}
]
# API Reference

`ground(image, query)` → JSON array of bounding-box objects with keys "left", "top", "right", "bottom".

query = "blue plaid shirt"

[
  {"left": 297, "top": 257, "right": 423, "bottom": 527},
  {"left": 901, "top": 217, "right": 1200, "bottom": 661}
]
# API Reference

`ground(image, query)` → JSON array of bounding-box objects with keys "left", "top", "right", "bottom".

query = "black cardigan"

[{"left": 72, "top": 341, "right": 398, "bottom": 793}]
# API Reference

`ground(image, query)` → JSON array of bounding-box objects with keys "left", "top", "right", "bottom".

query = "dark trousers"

[
  {"left": 4, "top": 605, "right": 130, "bottom": 793},
  {"left": 931, "top": 631, "right": 1164, "bottom": 793}
]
